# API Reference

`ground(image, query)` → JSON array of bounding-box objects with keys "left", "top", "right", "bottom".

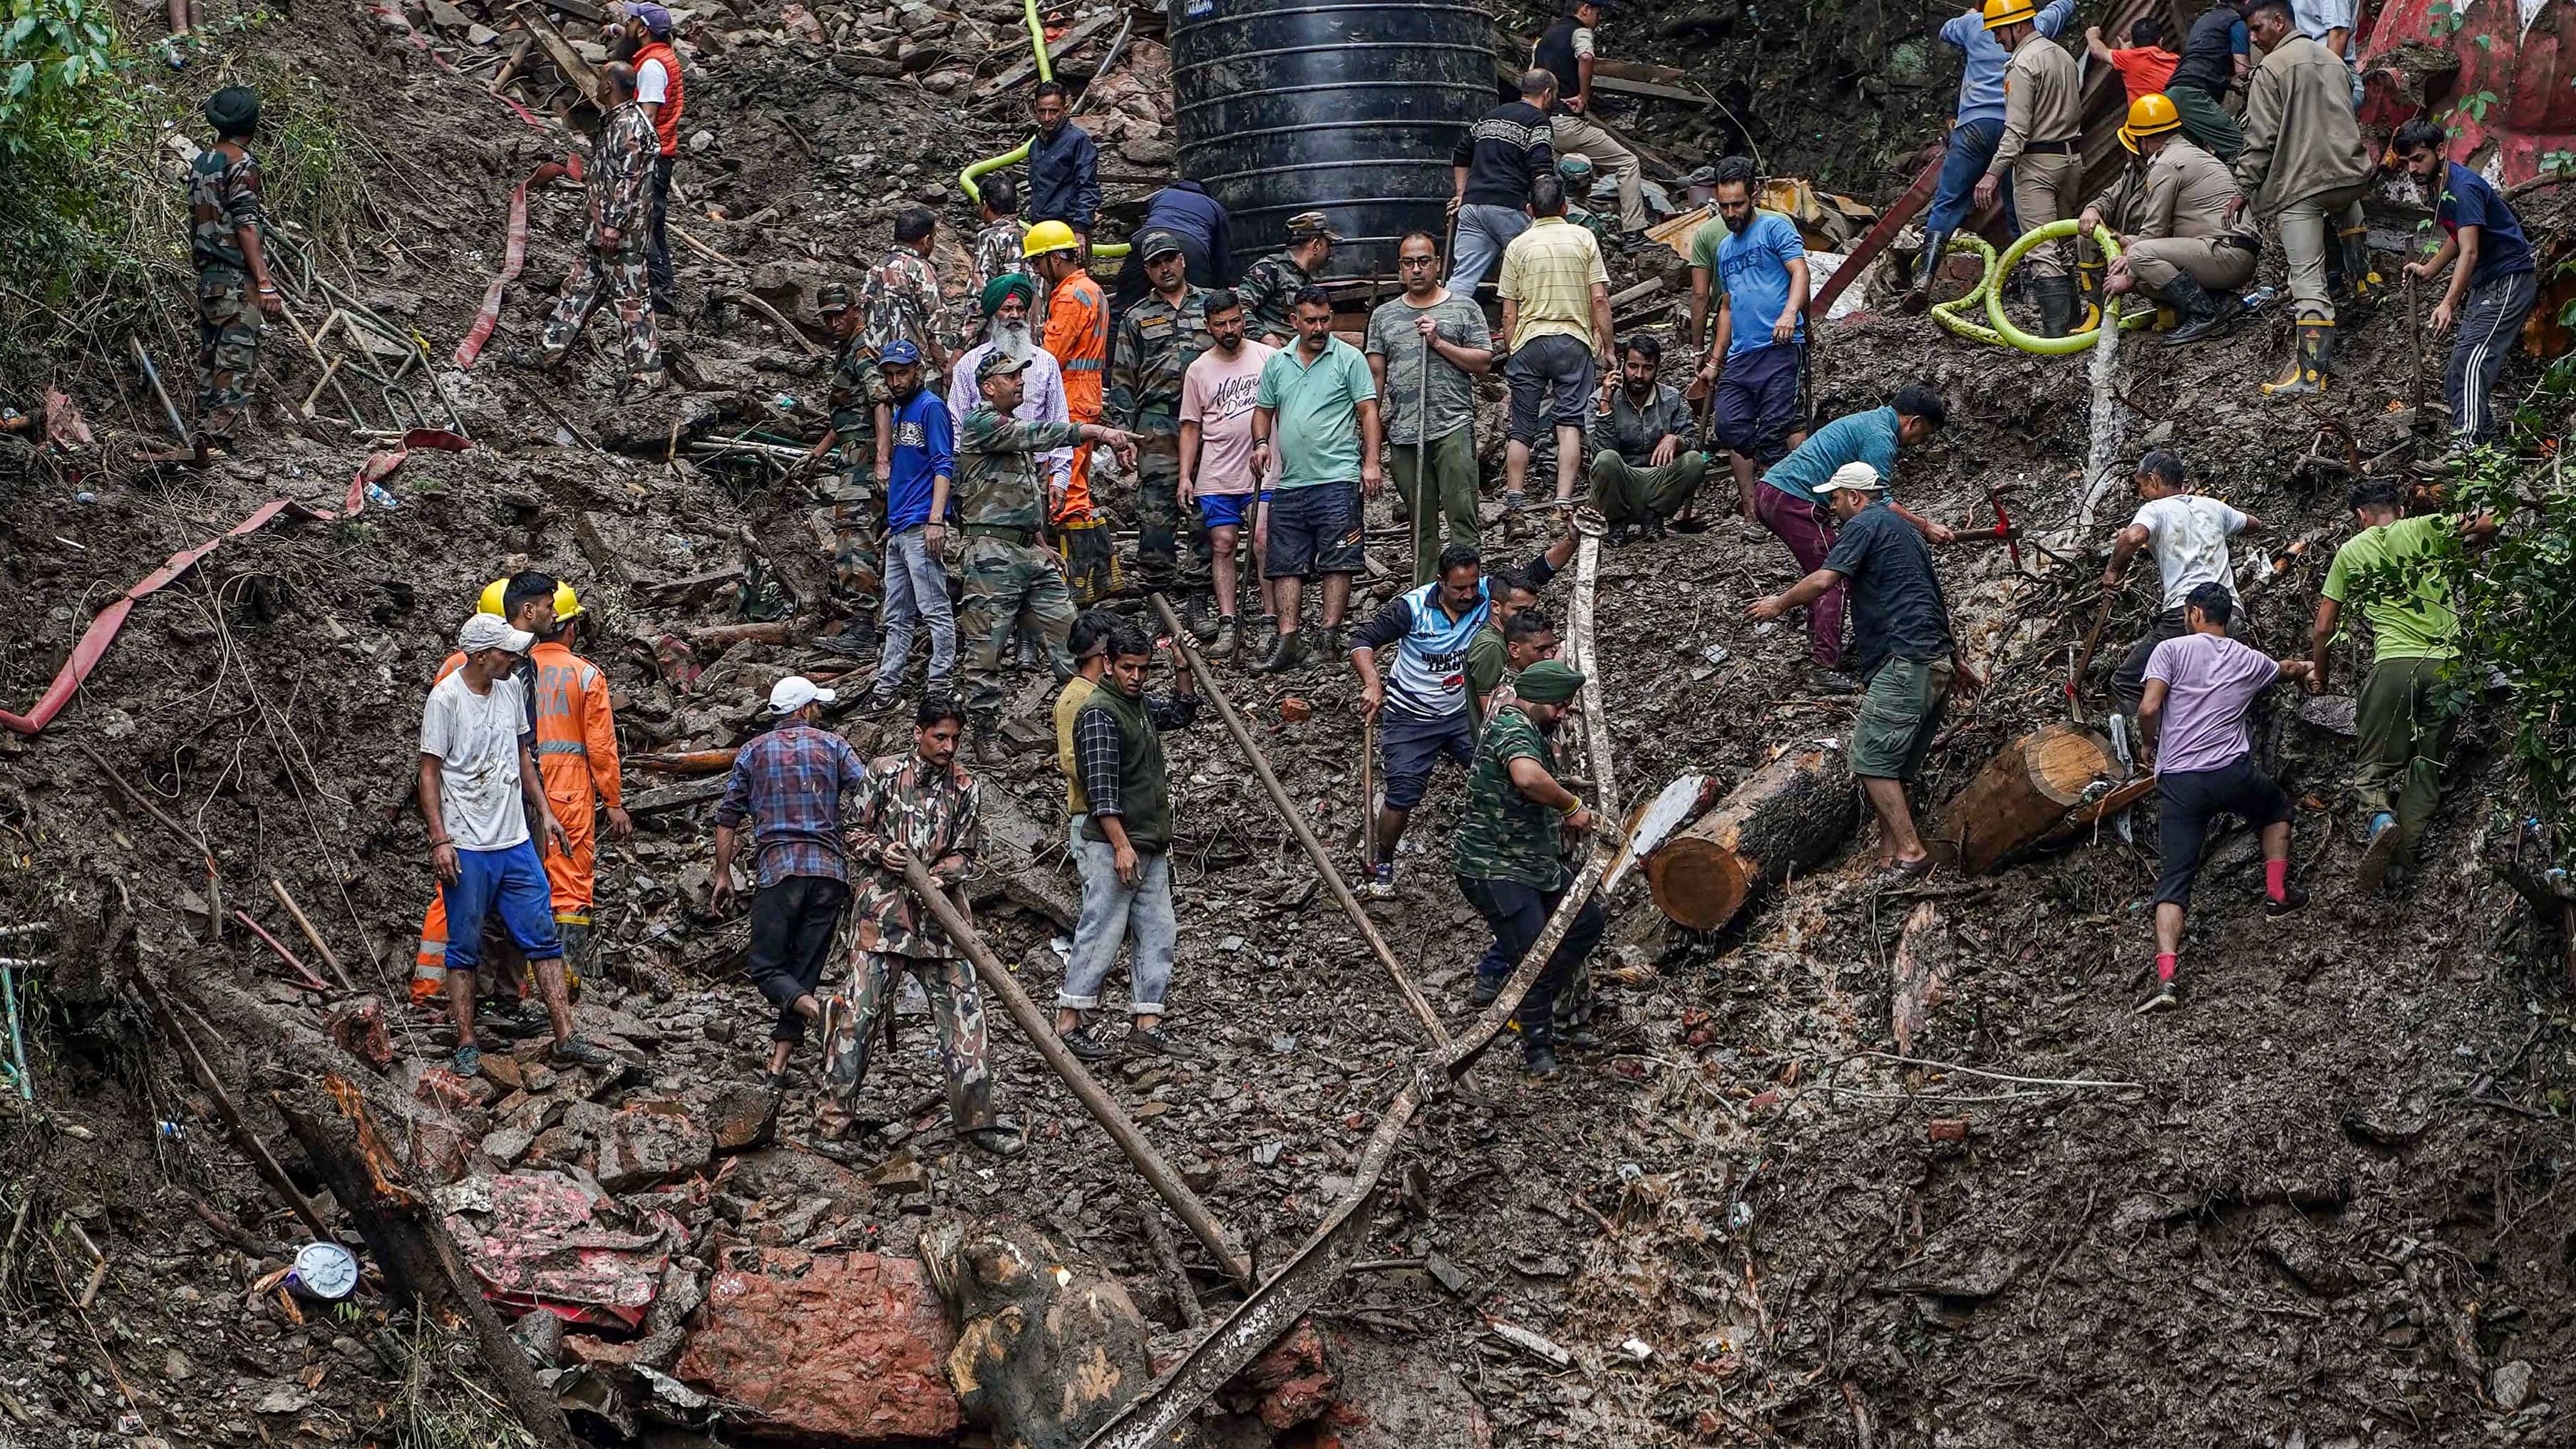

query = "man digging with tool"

[
  {"left": 2391, "top": 117, "right": 2541, "bottom": 458},
  {"left": 419, "top": 613, "right": 614, "bottom": 1077},
  {"left": 2133, "top": 582, "right": 2313, "bottom": 1014},
  {"left": 1748, "top": 462, "right": 1978, "bottom": 887},
  {"left": 822, "top": 696, "right": 1025, "bottom": 1157},
  {"left": 188, "top": 85, "right": 283, "bottom": 465},
  {"left": 1453, "top": 659, "right": 1603, "bottom": 1079},
  {"left": 1368, "top": 231, "right": 1495, "bottom": 586},
  {"left": 2103, "top": 448, "right": 2267, "bottom": 718},
  {"left": 1057, "top": 624, "right": 1199, "bottom": 1061}
]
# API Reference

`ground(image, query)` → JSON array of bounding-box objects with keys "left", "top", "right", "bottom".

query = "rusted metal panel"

[{"left": 2361, "top": 0, "right": 2576, "bottom": 182}]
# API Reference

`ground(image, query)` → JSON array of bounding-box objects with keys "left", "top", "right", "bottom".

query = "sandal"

[
  {"left": 451, "top": 1044, "right": 483, "bottom": 1078},
  {"left": 1870, "top": 856, "right": 1936, "bottom": 890}
]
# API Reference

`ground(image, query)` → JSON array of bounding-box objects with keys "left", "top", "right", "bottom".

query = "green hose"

[
  {"left": 958, "top": 0, "right": 1128, "bottom": 260},
  {"left": 1930, "top": 219, "right": 2153, "bottom": 354}
]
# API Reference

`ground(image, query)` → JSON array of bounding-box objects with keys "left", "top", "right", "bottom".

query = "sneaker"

[
  {"left": 1124, "top": 1024, "right": 1198, "bottom": 1058},
  {"left": 1523, "top": 1044, "right": 1562, "bottom": 1078},
  {"left": 1252, "top": 630, "right": 1307, "bottom": 675},
  {"left": 1555, "top": 1021, "right": 1602, "bottom": 1051},
  {"left": 1808, "top": 667, "right": 1860, "bottom": 696},
  {"left": 2134, "top": 982, "right": 2181, "bottom": 1015},
  {"left": 2357, "top": 812, "right": 2401, "bottom": 891},
  {"left": 2263, "top": 882, "right": 2311, "bottom": 917},
  {"left": 1207, "top": 617, "right": 1239, "bottom": 661},
  {"left": 549, "top": 1035, "right": 613, "bottom": 1068},
  {"left": 1605, "top": 522, "right": 1632, "bottom": 547},
  {"left": 452, "top": 1045, "right": 484, "bottom": 1078},
  {"left": 861, "top": 684, "right": 902, "bottom": 712},
  {"left": 1361, "top": 862, "right": 1396, "bottom": 898},
  {"left": 1469, "top": 974, "right": 1502, "bottom": 1009},
  {"left": 1061, "top": 1024, "right": 1113, "bottom": 1062}
]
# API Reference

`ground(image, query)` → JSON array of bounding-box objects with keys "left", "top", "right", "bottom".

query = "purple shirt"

[{"left": 2145, "top": 632, "right": 2279, "bottom": 775}]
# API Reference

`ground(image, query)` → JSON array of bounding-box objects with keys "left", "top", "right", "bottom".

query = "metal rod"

[
  {"left": 129, "top": 336, "right": 192, "bottom": 446},
  {"left": 1143, "top": 592, "right": 1453, "bottom": 1053},
  {"left": 896, "top": 856, "right": 1254, "bottom": 1289}
]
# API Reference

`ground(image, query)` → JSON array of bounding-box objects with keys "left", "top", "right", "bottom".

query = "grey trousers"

[{"left": 2275, "top": 180, "right": 2371, "bottom": 324}]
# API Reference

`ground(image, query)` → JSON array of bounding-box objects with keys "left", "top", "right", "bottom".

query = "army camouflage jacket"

[
  {"left": 1108, "top": 287, "right": 1211, "bottom": 436},
  {"left": 1235, "top": 252, "right": 1314, "bottom": 342},
  {"left": 589, "top": 101, "right": 659, "bottom": 247},
  {"left": 827, "top": 338, "right": 890, "bottom": 464},
  {"left": 846, "top": 753, "right": 979, "bottom": 957},
  {"left": 860, "top": 246, "right": 945, "bottom": 359},
  {"left": 189, "top": 145, "right": 266, "bottom": 274},
  {"left": 955, "top": 406, "right": 1086, "bottom": 529}
]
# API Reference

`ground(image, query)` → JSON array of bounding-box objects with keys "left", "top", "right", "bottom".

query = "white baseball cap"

[
  {"left": 1823, "top": 461, "right": 1885, "bottom": 495},
  {"left": 457, "top": 613, "right": 535, "bottom": 654},
  {"left": 768, "top": 675, "right": 836, "bottom": 715}
]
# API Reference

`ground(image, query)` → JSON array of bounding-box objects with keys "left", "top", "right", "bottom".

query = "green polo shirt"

[{"left": 1254, "top": 336, "right": 1376, "bottom": 490}]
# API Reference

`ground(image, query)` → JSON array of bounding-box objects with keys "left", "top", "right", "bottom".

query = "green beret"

[
  {"left": 981, "top": 271, "right": 1039, "bottom": 316},
  {"left": 1514, "top": 660, "right": 1586, "bottom": 704}
]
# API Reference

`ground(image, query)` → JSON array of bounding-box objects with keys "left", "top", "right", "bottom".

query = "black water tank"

[{"left": 1168, "top": 0, "right": 1494, "bottom": 279}]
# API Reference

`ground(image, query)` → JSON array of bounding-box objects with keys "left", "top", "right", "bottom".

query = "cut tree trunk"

[
  {"left": 1932, "top": 723, "right": 2123, "bottom": 875},
  {"left": 1647, "top": 746, "right": 1858, "bottom": 931}
]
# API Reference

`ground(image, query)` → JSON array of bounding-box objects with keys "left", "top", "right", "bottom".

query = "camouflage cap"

[
  {"left": 1135, "top": 227, "right": 1186, "bottom": 261},
  {"left": 818, "top": 282, "right": 855, "bottom": 314},
  {"left": 977, "top": 351, "right": 1033, "bottom": 382},
  {"left": 1283, "top": 211, "right": 1342, "bottom": 243},
  {"left": 1686, "top": 165, "right": 1719, "bottom": 187}
]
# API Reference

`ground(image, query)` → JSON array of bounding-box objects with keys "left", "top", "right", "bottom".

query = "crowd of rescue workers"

[{"left": 168, "top": 0, "right": 2528, "bottom": 1138}]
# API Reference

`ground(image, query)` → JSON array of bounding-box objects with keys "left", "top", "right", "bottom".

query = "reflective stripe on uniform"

[
  {"left": 1063, "top": 358, "right": 1106, "bottom": 373},
  {"left": 535, "top": 741, "right": 591, "bottom": 756},
  {"left": 554, "top": 909, "right": 592, "bottom": 927}
]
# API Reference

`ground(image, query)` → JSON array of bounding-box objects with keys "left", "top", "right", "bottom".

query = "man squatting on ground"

[{"left": 2133, "top": 582, "right": 2313, "bottom": 1014}]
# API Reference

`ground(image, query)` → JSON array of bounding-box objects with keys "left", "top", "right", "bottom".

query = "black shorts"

[
  {"left": 1265, "top": 480, "right": 1364, "bottom": 579},
  {"left": 1379, "top": 706, "right": 1475, "bottom": 809},
  {"left": 2154, "top": 756, "right": 2292, "bottom": 907},
  {"left": 1505, "top": 333, "right": 1598, "bottom": 444}
]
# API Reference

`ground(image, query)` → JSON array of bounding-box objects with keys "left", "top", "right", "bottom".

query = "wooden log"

[
  {"left": 1930, "top": 723, "right": 2123, "bottom": 876},
  {"left": 1647, "top": 746, "right": 1858, "bottom": 931}
]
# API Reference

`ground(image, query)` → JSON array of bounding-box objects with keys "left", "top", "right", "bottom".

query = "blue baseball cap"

[
  {"left": 878, "top": 339, "right": 922, "bottom": 365},
  {"left": 627, "top": 1, "right": 674, "bottom": 34}
]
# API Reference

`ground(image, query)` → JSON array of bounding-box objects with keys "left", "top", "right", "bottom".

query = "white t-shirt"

[
  {"left": 2134, "top": 494, "right": 2247, "bottom": 612},
  {"left": 421, "top": 671, "right": 532, "bottom": 852},
  {"left": 636, "top": 56, "right": 672, "bottom": 105}
]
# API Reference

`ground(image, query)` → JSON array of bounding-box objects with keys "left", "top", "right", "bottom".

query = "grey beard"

[{"left": 989, "top": 320, "right": 1034, "bottom": 363}]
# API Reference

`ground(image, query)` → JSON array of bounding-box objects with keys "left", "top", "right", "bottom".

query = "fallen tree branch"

[
  {"left": 129, "top": 965, "right": 334, "bottom": 1241},
  {"left": 1145, "top": 592, "right": 1451, "bottom": 1053}
]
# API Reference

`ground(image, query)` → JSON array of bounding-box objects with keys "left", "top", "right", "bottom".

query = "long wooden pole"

[
  {"left": 896, "top": 857, "right": 1254, "bottom": 1289},
  {"left": 1144, "top": 593, "right": 1453, "bottom": 1053},
  {"left": 271, "top": 878, "right": 355, "bottom": 991}
]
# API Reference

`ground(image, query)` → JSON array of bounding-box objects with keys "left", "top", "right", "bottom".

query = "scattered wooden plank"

[
  {"left": 986, "top": 11, "right": 1116, "bottom": 94},
  {"left": 628, "top": 777, "right": 730, "bottom": 815}
]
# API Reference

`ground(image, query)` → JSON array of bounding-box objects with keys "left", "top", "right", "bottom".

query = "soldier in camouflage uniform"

[
  {"left": 1558, "top": 155, "right": 1619, "bottom": 252},
  {"left": 818, "top": 698, "right": 1024, "bottom": 1156},
  {"left": 802, "top": 283, "right": 892, "bottom": 621},
  {"left": 860, "top": 206, "right": 951, "bottom": 383},
  {"left": 954, "top": 351, "right": 1139, "bottom": 760},
  {"left": 967, "top": 175, "right": 1041, "bottom": 325},
  {"left": 1107, "top": 229, "right": 1214, "bottom": 601},
  {"left": 537, "top": 63, "right": 661, "bottom": 383},
  {"left": 1236, "top": 210, "right": 1341, "bottom": 346},
  {"left": 189, "top": 86, "right": 285, "bottom": 463}
]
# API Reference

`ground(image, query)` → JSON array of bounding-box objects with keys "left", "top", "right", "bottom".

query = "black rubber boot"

[
  {"left": 2032, "top": 274, "right": 2077, "bottom": 339},
  {"left": 2155, "top": 274, "right": 2232, "bottom": 347},
  {"left": 2262, "top": 321, "right": 2332, "bottom": 398},
  {"left": 1904, "top": 229, "right": 1954, "bottom": 312}
]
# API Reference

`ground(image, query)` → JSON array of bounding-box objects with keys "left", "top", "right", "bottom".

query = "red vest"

[{"left": 637, "top": 40, "right": 684, "bottom": 158}]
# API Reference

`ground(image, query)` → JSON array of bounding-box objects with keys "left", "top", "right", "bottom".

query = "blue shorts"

[
  {"left": 442, "top": 837, "right": 562, "bottom": 972},
  {"left": 1197, "top": 490, "right": 1269, "bottom": 531},
  {"left": 1266, "top": 481, "right": 1364, "bottom": 579},
  {"left": 1379, "top": 706, "right": 1475, "bottom": 810}
]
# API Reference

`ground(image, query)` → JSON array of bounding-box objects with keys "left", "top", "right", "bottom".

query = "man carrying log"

[
  {"left": 2103, "top": 448, "right": 2267, "bottom": 715},
  {"left": 2307, "top": 482, "right": 2495, "bottom": 889},
  {"left": 2134, "top": 583, "right": 2313, "bottom": 1013},
  {"left": 1453, "top": 660, "right": 1602, "bottom": 1078},
  {"left": 1747, "top": 462, "right": 1974, "bottom": 886},
  {"left": 823, "top": 696, "right": 1024, "bottom": 1156}
]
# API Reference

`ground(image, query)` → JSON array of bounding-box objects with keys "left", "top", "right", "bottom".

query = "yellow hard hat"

[
  {"left": 552, "top": 582, "right": 584, "bottom": 621},
  {"left": 2118, "top": 92, "right": 2183, "bottom": 153},
  {"left": 477, "top": 577, "right": 508, "bottom": 617},
  {"left": 1021, "top": 219, "right": 1081, "bottom": 259},
  {"left": 1981, "top": 0, "right": 2036, "bottom": 28}
]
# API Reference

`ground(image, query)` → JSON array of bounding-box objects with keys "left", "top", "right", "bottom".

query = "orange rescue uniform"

[
  {"left": 412, "top": 640, "right": 623, "bottom": 1001},
  {"left": 1041, "top": 267, "right": 1108, "bottom": 522}
]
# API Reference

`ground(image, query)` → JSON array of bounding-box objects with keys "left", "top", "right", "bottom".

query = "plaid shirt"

[
  {"left": 713, "top": 723, "right": 869, "bottom": 887},
  {"left": 1073, "top": 691, "right": 1197, "bottom": 819}
]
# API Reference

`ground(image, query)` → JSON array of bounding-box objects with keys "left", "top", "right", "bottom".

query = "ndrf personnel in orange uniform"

[
  {"left": 414, "top": 574, "right": 630, "bottom": 1004},
  {"left": 1028, "top": 220, "right": 1116, "bottom": 604}
]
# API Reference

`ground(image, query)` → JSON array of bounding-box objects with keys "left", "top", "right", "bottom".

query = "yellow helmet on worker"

[
  {"left": 1021, "top": 219, "right": 1081, "bottom": 259},
  {"left": 1980, "top": 0, "right": 2038, "bottom": 27},
  {"left": 476, "top": 577, "right": 584, "bottom": 622},
  {"left": 2118, "top": 92, "right": 2183, "bottom": 153}
]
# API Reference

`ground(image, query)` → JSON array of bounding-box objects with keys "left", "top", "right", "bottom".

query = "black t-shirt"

[
  {"left": 1534, "top": 17, "right": 1584, "bottom": 116},
  {"left": 1452, "top": 100, "right": 1555, "bottom": 209},
  {"left": 2169, "top": 5, "right": 2240, "bottom": 100},
  {"left": 1821, "top": 501, "right": 1953, "bottom": 677}
]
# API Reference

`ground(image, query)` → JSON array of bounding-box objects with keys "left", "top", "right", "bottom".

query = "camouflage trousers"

[
  {"left": 540, "top": 243, "right": 660, "bottom": 373},
  {"left": 195, "top": 267, "right": 261, "bottom": 444},
  {"left": 957, "top": 533, "right": 1076, "bottom": 726},
  {"left": 820, "top": 949, "right": 994, "bottom": 1133},
  {"left": 1132, "top": 443, "right": 1210, "bottom": 592},
  {"left": 823, "top": 462, "right": 884, "bottom": 614}
]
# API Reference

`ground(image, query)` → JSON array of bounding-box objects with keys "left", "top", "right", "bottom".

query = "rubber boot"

[
  {"left": 2339, "top": 227, "right": 2381, "bottom": 306},
  {"left": 2074, "top": 257, "right": 2107, "bottom": 333},
  {"left": 2032, "top": 274, "right": 2077, "bottom": 339},
  {"left": 2155, "top": 274, "right": 2232, "bottom": 347},
  {"left": 2261, "top": 321, "right": 2331, "bottom": 398},
  {"left": 1904, "top": 229, "right": 1953, "bottom": 312}
]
